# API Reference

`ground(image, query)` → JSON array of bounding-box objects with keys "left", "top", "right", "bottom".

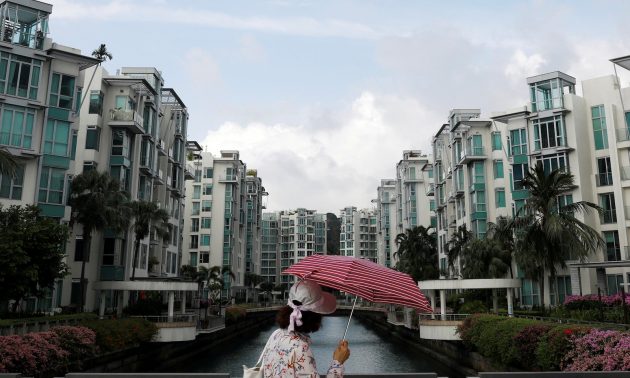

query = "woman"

[{"left": 261, "top": 279, "right": 351, "bottom": 377}]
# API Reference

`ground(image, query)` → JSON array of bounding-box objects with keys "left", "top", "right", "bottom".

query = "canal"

[{"left": 168, "top": 316, "right": 462, "bottom": 377}]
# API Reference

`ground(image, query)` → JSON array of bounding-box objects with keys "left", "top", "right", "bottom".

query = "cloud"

[
  {"left": 504, "top": 50, "right": 546, "bottom": 82},
  {"left": 200, "top": 91, "right": 440, "bottom": 213},
  {"left": 181, "top": 48, "right": 221, "bottom": 87},
  {"left": 48, "top": 0, "right": 380, "bottom": 39},
  {"left": 239, "top": 35, "right": 267, "bottom": 62}
]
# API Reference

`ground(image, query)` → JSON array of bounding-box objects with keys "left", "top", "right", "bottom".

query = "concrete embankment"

[
  {"left": 81, "top": 311, "right": 276, "bottom": 373},
  {"left": 354, "top": 311, "right": 488, "bottom": 378}
]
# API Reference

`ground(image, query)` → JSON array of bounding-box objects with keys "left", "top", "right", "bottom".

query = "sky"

[{"left": 48, "top": 0, "right": 630, "bottom": 213}]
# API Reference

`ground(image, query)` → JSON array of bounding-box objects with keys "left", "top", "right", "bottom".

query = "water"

[{"left": 169, "top": 316, "right": 460, "bottom": 377}]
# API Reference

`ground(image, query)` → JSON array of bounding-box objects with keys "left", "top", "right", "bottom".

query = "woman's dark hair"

[{"left": 276, "top": 305, "right": 322, "bottom": 333}]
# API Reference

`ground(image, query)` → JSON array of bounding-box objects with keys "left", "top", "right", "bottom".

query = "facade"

[
  {"left": 71, "top": 65, "right": 190, "bottom": 312},
  {"left": 375, "top": 180, "right": 397, "bottom": 267},
  {"left": 262, "top": 208, "right": 327, "bottom": 286},
  {"left": 182, "top": 150, "right": 266, "bottom": 299},
  {"left": 339, "top": 206, "right": 378, "bottom": 262}
]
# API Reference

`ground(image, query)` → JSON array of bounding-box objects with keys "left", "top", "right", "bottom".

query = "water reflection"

[{"left": 169, "top": 316, "right": 460, "bottom": 377}]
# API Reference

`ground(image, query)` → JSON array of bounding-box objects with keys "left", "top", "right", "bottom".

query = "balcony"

[
  {"left": 616, "top": 128, "right": 630, "bottom": 146},
  {"left": 109, "top": 109, "right": 145, "bottom": 134},
  {"left": 218, "top": 175, "right": 238, "bottom": 183},
  {"left": 459, "top": 146, "right": 486, "bottom": 164},
  {"left": 154, "top": 170, "right": 165, "bottom": 185},
  {"left": 156, "top": 139, "right": 167, "bottom": 156},
  {"left": 100, "top": 265, "right": 125, "bottom": 281},
  {"left": 184, "top": 164, "right": 195, "bottom": 180},
  {"left": 425, "top": 183, "right": 435, "bottom": 196},
  {"left": 139, "top": 157, "right": 153, "bottom": 176}
]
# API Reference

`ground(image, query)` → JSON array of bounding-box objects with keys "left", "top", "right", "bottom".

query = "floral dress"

[{"left": 261, "top": 328, "right": 344, "bottom": 377}]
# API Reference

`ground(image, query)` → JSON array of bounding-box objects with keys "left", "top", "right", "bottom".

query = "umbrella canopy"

[{"left": 282, "top": 254, "right": 432, "bottom": 313}]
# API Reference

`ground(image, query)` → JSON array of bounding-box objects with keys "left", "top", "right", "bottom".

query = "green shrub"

[
  {"left": 225, "top": 306, "right": 247, "bottom": 325},
  {"left": 513, "top": 324, "right": 552, "bottom": 369},
  {"left": 0, "top": 313, "right": 97, "bottom": 327},
  {"left": 535, "top": 325, "right": 591, "bottom": 371},
  {"left": 476, "top": 317, "right": 539, "bottom": 368},
  {"left": 80, "top": 318, "right": 157, "bottom": 353},
  {"left": 459, "top": 300, "right": 488, "bottom": 314}
]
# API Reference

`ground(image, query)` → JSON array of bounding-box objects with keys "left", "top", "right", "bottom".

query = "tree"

[
  {"left": 487, "top": 216, "right": 515, "bottom": 278},
  {"left": 69, "top": 170, "right": 129, "bottom": 311},
  {"left": 394, "top": 225, "right": 439, "bottom": 282},
  {"left": 180, "top": 265, "right": 198, "bottom": 281},
  {"left": 447, "top": 224, "right": 472, "bottom": 277},
  {"left": 199, "top": 265, "right": 235, "bottom": 303},
  {"left": 260, "top": 281, "right": 274, "bottom": 306},
  {"left": 244, "top": 272, "right": 264, "bottom": 303},
  {"left": 0, "top": 205, "right": 69, "bottom": 312},
  {"left": 515, "top": 162, "right": 604, "bottom": 311},
  {"left": 460, "top": 238, "right": 511, "bottom": 280},
  {"left": 77, "top": 44, "right": 113, "bottom": 111},
  {"left": 0, "top": 147, "right": 18, "bottom": 177},
  {"left": 129, "top": 200, "right": 170, "bottom": 280}
]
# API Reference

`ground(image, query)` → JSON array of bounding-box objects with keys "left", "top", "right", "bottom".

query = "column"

[
  {"left": 99, "top": 291, "right": 106, "bottom": 320},
  {"left": 430, "top": 290, "right": 436, "bottom": 320},
  {"left": 180, "top": 292, "right": 186, "bottom": 314},
  {"left": 116, "top": 291, "right": 124, "bottom": 318},
  {"left": 492, "top": 288, "right": 498, "bottom": 314},
  {"left": 507, "top": 288, "right": 514, "bottom": 317},
  {"left": 168, "top": 291, "right": 175, "bottom": 321},
  {"left": 439, "top": 289, "right": 446, "bottom": 321}
]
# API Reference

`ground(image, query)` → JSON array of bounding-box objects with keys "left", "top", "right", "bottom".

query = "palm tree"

[
  {"left": 69, "top": 170, "right": 129, "bottom": 311},
  {"left": 199, "top": 265, "right": 235, "bottom": 314},
  {"left": 129, "top": 200, "right": 170, "bottom": 281},
  {"left": 244, "top": 272, "right": 264, "bottom": 303},
  {"left": 394, "top": 225, "right": 439, "bottom": 282},
  {"left": 78, "top": 44, "right": 113, "bottom": 111},
  {"left": 446, "top": 224, "right": 472, "bottom": 276},
  {"left": 487, "top": 216, "right": 515, "bottom": 278},
  {"left": 0, "top": 148, "right": 18, "bottom": 177},
  {"left": 515, "top": 162, "right": 604, "bottom": 311},
  {"left": 460, "top": 238, "right": 511, "bottom": 279},
  {"left": 260, "top": 281, "right": 274, "bottom": 306}
]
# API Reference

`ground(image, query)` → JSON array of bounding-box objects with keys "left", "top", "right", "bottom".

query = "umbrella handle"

[{"left": 342, "top": 296, "right": 358, "bottom": 340}]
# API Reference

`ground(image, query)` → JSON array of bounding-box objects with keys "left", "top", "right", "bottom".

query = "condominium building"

[
  {"left": 264, "top": 208, "right": 327, "bottom": 286},
  {"left": 433, "top": 109, "right": 513, "bottom": 277},
  {"left": 182, "top": 150, "right": 266, "bottom": 300},
  {"left": 394, "top": 151, "right": 434, "bottom": 238},
  {"left": 339, "top": 206, "right": 378, "bottom": 262},
  {"left": 70, "top": 64, "right": 190, "bottom": 312},
  {"left": 375, "top": 179, "right": 397, "bottom": 267}
]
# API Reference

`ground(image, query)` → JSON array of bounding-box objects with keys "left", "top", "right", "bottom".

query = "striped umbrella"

[{"left": 282, "top": 254, "right": 432, "bottom": 338}]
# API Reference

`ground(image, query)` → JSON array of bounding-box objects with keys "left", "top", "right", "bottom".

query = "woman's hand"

[{"left": 333, "top": 340, "right": 350, "bottom": 364}]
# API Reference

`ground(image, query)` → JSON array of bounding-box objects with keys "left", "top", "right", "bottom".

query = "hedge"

[
  {"left": 79, "top": 318, "right": 157, "bottom": 353},
  {"left": 0, "top": 313, "right": 98, "bottom": 327},
  {"left": 225, "top": 306, "right": 247, "bottom": 325}
]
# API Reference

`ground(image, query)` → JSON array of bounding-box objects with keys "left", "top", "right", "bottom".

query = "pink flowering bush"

[
  {"left": 51, "top": 326, "right": 97, "bottom": 362},
  {"left": 562, "top": 329, "right": 630, "bottom": 371},
  {"left": 564, "top": 293, "right": 630, "bottom": 309},
  {"left": 0, "top": 331, "right": 69, "bottom": 377}
]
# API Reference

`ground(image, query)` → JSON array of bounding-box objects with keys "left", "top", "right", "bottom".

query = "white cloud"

[
  {"left": 504, "top": 50, "right": 546, "bottom": 82},
  {"left": 200, "top": 91, "right": 439, "bottom": 213},
  {"left": 239, "top": 35, "right": 267, "bottom": 62},
  {"left": 181, "top": 48, "right": 221, "bottom": 87},
  {"left": 48, "top": 0, "right": 380, "bottom": 39}
]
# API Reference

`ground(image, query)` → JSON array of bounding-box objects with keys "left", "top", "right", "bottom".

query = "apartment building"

[
  {"left": 375, "top": 179, "right": 397, "bottom": 267},
  {"left": 261, "top": 212, "right": 280, "bottom": 285},
  {"left": 70, "top": 64, "right": 190, "bottom": 311},
  {"left": 339, "top": 206, "right": 378, "bottom": 262},
  {"left": 182, "top": 150, "right": 266, "bottom": 300}
]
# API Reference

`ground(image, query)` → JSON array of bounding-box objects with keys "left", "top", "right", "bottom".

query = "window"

[
  {"left": 43, "top": 119, "right": 70, "bottom": 156},
  {"left": 599, "top": 193, "right": 616, "bottom": 224},
  {"left": 550, "top": 276, "right": 572, "bottom": 305},
  {"left": 495, "top": 188, "right": 506, "bottom": 208},
  {"left": 199, "top": 252, "right": 209, "bottom": 264},
  {"left": 38, "top": 167, "right": 65, "bottom": 204},
  {"left": 82, "top": 161, "right": 96, "bottom": 173},
  {"left": 429, "top": 200, "right": 436, "bottom": 211},
  {"left": 88, "top": 91, "right": 104, "bottom": 115},
  {"left": 192, "top": 202, "right": 200, "bottom": 216},
  {"left": 408, "top": 167, "right": 416, "bottom": 180},
  {"left": 203, "top": 184, "right": 213, "bottom": 195},
  {"left": 190, "top": 252, "right": 197, "bottom": 267},
  {"left": 606, "top": 274, "right": 624, "bottom": 295},
  {"left": 0, "top": 165, "right": 23, "bottom": 199},
  {"left": 472, "top": 190, "right": 486, "bottom": 212},
  {"left": 201, "top": 217, "right": 211, "bottom": 228},
  {"left": 189, "top": 235, "right": 198, "bottom": 249},
  {"left": 202, "top": 200, "right": 212, "bottom": 212},
  {"left": 535, "top": 153, "right": 567, "bottom": 174},
  {"left": 114, "top": 95, "right": 135, "bottom": 111},
  {"left": 510, "top": 129, "right": 527, "bottom": 155},
  {"left": 49, "top": 73, "right": 75, "bottom": 109},
  {"left": 557, "top": 194, "right": 573, "bottom": 214},
  {"left": 0, "top": 105, "right": 35, "bottom": 149},
  {"left": 603, "top": 231, "right": 621, "bottom": 262},
  {"left": 111, "top": 129, "right": 130, "bottom": 157},
  {"left": 592, "top": 105, "right": 608, "bottom": 150},
  {"left": 85, "top": 126, "right": 100, "bottom": 150},
  {"left": 470, "top": 161, "right": 484, "bottom": 184},
  {"left": 191, "top": 218, "right": 199, "bottom": 232},
  {"left": 192, "top": 185, "right": 201, "bottom": 199},
  {"left": 200, "top": 234, "right": 210, "bottom": 246},
  {"left": 521, "top": 278, "right": 540, "bottom": 306},
  {"left": 0, "top": 52, "right": 41, "bottom": 99},
  {"left": 491, "top": 132, "right": 502, "bottom": 151},
  {"left": 102, "top": 237, "right": 115, "bottom": 265},
  {"left": 597, "top": 157, "right": 613, "bottom": 186},
  {"left": 533, "top": 116, "right": 565, "bottom": 150},
  {"left": 493, "top": 160, "right": 504, "bottom": 179},
  {"left": 204, "top": 167, "right": 213, "bottom": 178},
  {"left": 512, "top": 163, "right": 528, "bottom": 190},
  {"left": 468, "top": 134, "right": 483, "bottom": 155},
  {"left": 194, "top": 169, "right": 201, "bottom": 182}
]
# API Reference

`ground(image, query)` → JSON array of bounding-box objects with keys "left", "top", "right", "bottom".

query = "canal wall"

[
  {"left": 354, "top": 311, "right": 492, "bottom": 378},
  {"left": 81, "top": 311, "right": 277, "bottom": 373}
]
